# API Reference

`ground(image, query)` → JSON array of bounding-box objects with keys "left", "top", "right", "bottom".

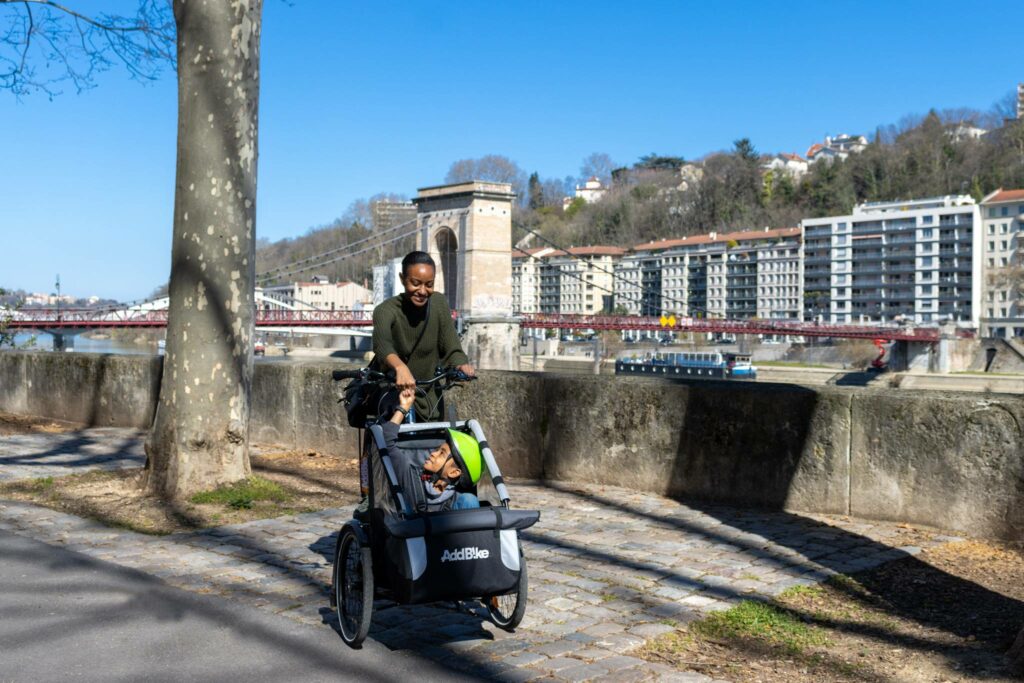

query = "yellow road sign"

[
  {"left": 668, "top": 315, "right": 677, "bottom": 327},
  {"left": 659, "top": 315, "right": 668, "bottom": 327}
]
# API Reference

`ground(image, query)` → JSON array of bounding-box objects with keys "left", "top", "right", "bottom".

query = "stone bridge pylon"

[{"left": 414, "top": 181, "right": 519, "bottom": 370}]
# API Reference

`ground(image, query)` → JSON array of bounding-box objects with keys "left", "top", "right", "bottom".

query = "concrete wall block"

[
  {"left": 250, "top": 361, "right": 298, "bottom": 448},
  {"left": 289, "top": 362, "right": 354, "bottom": 457},
  {"left": 458, "top": 371, "right": 545, "bottom": 478},
  {"left": 850, "top": 393, "right": 1024, "bottom": 539},
  {"left": 90, "top": 354, "right": 162, "bottom": 428},
  {"left": 0, "top": 351, "right": 29, "bottom": 415},
  {"left": 538, "top": 377, "right": 850, "bottom": 513},
  {"left": 23, "top": 352, "right": 103, "bottom": 424}
]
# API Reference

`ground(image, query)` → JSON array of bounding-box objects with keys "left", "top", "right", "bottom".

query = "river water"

[{"left": 8, "top": 332, "right": 161, "bottom": 356}]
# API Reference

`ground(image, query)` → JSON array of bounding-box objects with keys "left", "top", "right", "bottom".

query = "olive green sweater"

[{"left": 371, "top": 292, "right": 469, "bottom": 420}]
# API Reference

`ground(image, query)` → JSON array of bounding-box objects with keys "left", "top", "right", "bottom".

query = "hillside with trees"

[{"left": 520, "top": 106, "right": 1024, "bottom": 251}]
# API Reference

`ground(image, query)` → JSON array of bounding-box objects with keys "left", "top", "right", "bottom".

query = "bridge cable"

[
  {"left": 255, "top": 214, "right": 424, "bottom": 283},
  {"left": 256, "top": 225, "right": 425, "bottom": 285}
]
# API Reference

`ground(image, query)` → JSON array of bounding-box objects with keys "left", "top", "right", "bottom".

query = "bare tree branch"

[{"left": 0, "top": 0, "right": 175, "bottom": 97}]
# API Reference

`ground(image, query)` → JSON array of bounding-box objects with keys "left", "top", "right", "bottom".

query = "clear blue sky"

[{"left": 2, "top": 0, "right": 1022, "bottom": 301}]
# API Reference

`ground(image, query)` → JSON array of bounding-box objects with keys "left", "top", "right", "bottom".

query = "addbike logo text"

[{"left": 440, "top": 546, "right": 490, "bottom": 562}]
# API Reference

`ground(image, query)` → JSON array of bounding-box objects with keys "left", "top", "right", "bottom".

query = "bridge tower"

[{"left": 414, "top": 181, "right": 519, "bottom": 370}]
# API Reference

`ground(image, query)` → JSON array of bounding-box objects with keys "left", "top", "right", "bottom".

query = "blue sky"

[{"left": 2, "top": 0, "right": 1022, "bottom": 301}]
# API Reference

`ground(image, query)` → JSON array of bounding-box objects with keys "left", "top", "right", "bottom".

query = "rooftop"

[
  {"left": 633, "top": 227, "right": 801, "bottom": 252},
  {"left": 983, "top": 188, "right": 1024, "bottom": 204}
]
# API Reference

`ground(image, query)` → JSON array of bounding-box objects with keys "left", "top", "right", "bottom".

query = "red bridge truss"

[
  {"left": 8, "top": 309, "right": 972, "bottom": 342},
  {"left": 517, "top": 314, "right": 971, "bottom": 342}
]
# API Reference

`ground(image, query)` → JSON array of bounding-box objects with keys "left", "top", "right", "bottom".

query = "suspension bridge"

[{"left": 3, "top": 180, "right": 975, "bottom": 355}]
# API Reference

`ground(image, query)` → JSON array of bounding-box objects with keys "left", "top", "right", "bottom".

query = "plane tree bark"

[{"left": 143, "top": 0, "right": 263, "bottom": 499}]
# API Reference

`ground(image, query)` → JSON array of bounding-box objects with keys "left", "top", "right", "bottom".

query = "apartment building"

[
  {"left": 801, "top": 196, "right": 980, "bottom": 325},
  {"left": 262, "top": 276, "right": 373, "bottom": 311},
  {"left": 617, "top": 227, "right": 803, "bottom": 320},
  {"left": 512, "top": 246, "right": 623, "bottom": 315},
  {"left": 511, "top": 247, "right": 549, "bottom": 314},
  {"left": 979, "top": 189, "right": 1024, "bottom": 338}
]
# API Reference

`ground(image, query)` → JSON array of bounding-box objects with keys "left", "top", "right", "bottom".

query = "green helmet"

[{"left": 447, "top": 429, "right": 482, "bottom": 488}]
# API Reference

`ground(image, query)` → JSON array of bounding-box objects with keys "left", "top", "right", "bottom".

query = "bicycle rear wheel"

[{"left": 485, "top": 554, "right": 528, "bottom": 631}]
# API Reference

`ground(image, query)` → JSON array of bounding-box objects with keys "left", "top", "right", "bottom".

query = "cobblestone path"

[
  {"left": 0, "top": 430, "right": 955, "bottom": 682},
  {"left": 0, "top": 429, "right": 146, "bottom": 482}
]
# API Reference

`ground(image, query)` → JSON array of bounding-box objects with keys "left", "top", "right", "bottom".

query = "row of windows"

[
  {"left": 987, "top": 206, "right": 1024, "bottom": 218},
  {"left": 986, "top": 222, "right": 1019, "bottom": 234}
]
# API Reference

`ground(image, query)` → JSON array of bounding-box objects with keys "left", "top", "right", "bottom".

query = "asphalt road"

[{"left": 0, "top": 529, "right": 471, "bottom": 682}]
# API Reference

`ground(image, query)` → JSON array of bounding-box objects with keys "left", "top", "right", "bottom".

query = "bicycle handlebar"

[
  {"left": 330, "top": 366, "right": 476, "bottom": 387},
  {"left": 331, "top": 369, "right": 362, "bottom": 381}
]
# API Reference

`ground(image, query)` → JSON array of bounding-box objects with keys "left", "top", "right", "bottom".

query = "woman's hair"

[{"left": 401, "top": 250, "right": 436, "bottom": 275}]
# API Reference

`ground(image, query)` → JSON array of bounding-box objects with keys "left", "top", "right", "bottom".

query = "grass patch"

[
  {"left": 30, "top": 476, "right": 55, "bottom": 492},
  {"left": 190, "top": 476, "right": 291, "bottom": 510},
  {"left": 691, "top": 600, "right": 828, "bottom": 655}
]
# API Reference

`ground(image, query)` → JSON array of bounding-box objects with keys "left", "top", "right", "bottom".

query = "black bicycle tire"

[
  {"left": 486, "top": 553, "right": 528, "bottom": 631},
  {"left": 334, "top": 527, "right": 373, "bottom": 647}
]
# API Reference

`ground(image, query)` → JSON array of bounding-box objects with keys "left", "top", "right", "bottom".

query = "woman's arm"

[{"left": 372, "top": 302, "right": 416, "bottom": 389}]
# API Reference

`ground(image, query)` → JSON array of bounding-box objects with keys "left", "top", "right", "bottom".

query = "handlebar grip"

[{"left": 331, "top": 369, "right": 362, "bottom": 381}]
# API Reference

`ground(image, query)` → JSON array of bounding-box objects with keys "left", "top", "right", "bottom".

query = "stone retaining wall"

[{"left": 0, "top": 351, "right": 1021, "bottom": 540}]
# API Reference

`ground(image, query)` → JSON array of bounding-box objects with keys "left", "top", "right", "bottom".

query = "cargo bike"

[{"left": 329, "top": 367, "right": 540, "bottom": 648}]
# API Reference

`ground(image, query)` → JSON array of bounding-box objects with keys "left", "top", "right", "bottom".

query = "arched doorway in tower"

[{"left": 435, "top": 227, "right": 459, "bottom": 312}]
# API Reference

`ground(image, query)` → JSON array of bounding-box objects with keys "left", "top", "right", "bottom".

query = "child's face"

[{"left": 424, "top": 442, "right": 462, "bottom": 490}]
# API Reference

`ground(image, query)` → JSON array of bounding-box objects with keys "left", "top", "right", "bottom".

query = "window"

[
  {"left": 989, "top": 224, "right": 996, "bottom": 234},
  {"left": 989, "top": 258, "right": 996, "bottom": 267},
  {"left": 921, "top": 256, "right": 933, "bottom": 266},
  {"left": 989, "top": 208, "right": 998, "bottom": 218},
  {"left": 1002, "top": 207, "right": 1010, "bottom": 217},
  {"left": 921, "top": 228, "right": 933, "bottom": 238},
  {"left": 1002, "top": 241, "right": 1009, "bottom": 250},
  {"left": 989, "top": 241, "right": 996, "bottom": 251},
  {"left": 921, "top": 285, "right": 933, "bottom": 294},
  {"left": 922, "top": 215, "right": 934, "bottom": 225},
  {"left": 1001, "top": 257, "right": 1008, "bottom": 266},
  {"left": 1002, "top": 223, "right": 1010, "bottom": 234}
]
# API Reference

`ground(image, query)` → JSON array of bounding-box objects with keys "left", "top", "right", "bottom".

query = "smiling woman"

[{"left": 369, "top": 250, "right": 475, "bottom": 422}]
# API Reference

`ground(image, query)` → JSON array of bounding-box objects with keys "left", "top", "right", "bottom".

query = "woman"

[{"left": 371, "top": 250, "right": 475, "bottom": 421}]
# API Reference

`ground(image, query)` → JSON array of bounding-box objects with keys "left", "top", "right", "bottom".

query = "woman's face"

[{"left": 400, "top": 263, "right": 435, "bottom": 307}]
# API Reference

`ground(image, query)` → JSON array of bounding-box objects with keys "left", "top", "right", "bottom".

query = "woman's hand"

[
  {"left": 394, "top": 364, "right": 416, "bottom": 390},
  {"left": 457, "top": 363, "right": 476, "bottom": 378}
]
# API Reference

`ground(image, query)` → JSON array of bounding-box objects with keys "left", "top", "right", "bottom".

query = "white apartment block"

[
  {"left": 513, "top": 246, "right": 623, "bottom": 315},
  {"left": 262, "top": 276, "right": 372, "bottom": 311},
  {"left": 546, "top": 247, "right": 622, "bottom": 314},
  {"left": 802, "top": 196, "right": 980, "bottom": 326},
  {"left": 511, "top": 247, "right": 550, "bottom": 314},
  {"left": 618, "top": 228, "right": 803, "bottom": 320},
  {"left": 979, "top": 189, "right": 1024, "bottom": 338}
]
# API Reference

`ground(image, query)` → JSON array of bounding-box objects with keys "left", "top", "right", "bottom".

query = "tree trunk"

[{"left": 144, "top": 0, "right": 263, "bottom": 499}]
